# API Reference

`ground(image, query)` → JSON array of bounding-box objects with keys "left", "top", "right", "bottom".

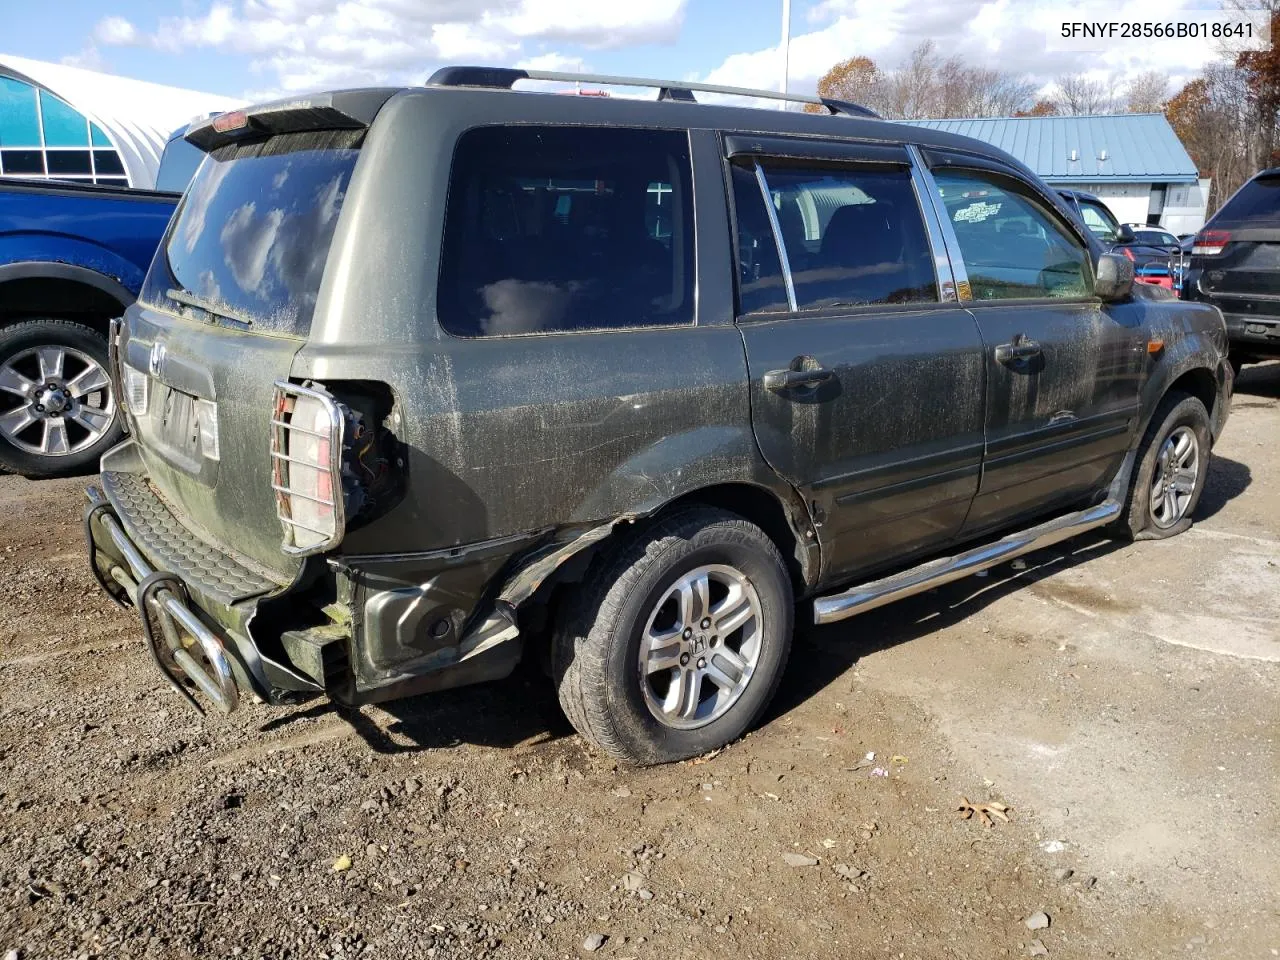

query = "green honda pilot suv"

[{"left": 85, "top": 66, "right": 1231, "bottom": 764}]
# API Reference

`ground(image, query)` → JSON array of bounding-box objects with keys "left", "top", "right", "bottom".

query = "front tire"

[
  {"left": 553, "top": 508, "right": 794, "bottom": 765},
  {"left": 1117, "top": 392, "right": 1211, "bottom": 541},
  {"left": 0, "top": 319, "right": 122, "bottom": 477}
]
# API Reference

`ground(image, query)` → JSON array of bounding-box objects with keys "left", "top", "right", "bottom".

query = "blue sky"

[{"left": 2, "top": 0, "right": 1237, "bottom": 102}]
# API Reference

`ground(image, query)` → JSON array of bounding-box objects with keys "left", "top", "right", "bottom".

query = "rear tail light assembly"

[
  {"left": 272, "top": 381, "right": 346, "bottom": 555},
  {"left": 271, "top": 379, "right": 405, "bottom": 556},
  {"left": 1192, "top": 229, "right": 1231, "bottom": 256}
]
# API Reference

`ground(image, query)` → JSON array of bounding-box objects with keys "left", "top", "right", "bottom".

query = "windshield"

[
  {"left": 140, "top": 130, "right": 360, "bottom": 337},
  {"left": 1214, "top": 174, "right": 1280, "bottom": 224},
  {"left": 1135, "top": 230, "right": 1177, "bottom": 245}
]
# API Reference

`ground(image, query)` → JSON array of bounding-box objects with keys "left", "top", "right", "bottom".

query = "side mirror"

[
  {"left": 1095, "top": 252, "right": 1135, "bottom": 301},
  {"left": 1115, "top": 224, "right": 1135, "bottom": 243}
]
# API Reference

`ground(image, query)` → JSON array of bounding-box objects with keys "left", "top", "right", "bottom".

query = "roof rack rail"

[{"left": 426, "top": 66, "right": 880, "bottom": 119}]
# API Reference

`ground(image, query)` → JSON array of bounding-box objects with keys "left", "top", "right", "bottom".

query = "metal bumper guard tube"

[{"left": 84, "top": 487, "right": 239, "bottom": 714}]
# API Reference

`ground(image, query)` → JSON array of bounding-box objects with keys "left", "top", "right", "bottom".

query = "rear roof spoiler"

[{"left": 185, "top": 88, "right": 399, "bottom": 151}]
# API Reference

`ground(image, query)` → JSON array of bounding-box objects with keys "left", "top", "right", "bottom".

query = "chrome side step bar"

[{"left": 812, "top": 500, "right": 1121, "bottom": 626}]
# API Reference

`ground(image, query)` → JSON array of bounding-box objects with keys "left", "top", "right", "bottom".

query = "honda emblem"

[{"left": 149, "top": 340, "right": 166, "bottom": 378}]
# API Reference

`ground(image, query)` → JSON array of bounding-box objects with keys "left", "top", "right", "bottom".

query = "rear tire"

[
  {"left": 0, "top": 319, "right": 122, "bottom": 477},
  {"left": 1116, "top": 392, "right": 1211, "bottom": 541},
  {"left": 553, "top": 508, "right": 793, "bottom": 765}
]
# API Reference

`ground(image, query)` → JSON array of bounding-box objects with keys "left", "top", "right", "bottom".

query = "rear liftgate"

[{"left": 85, "top": 489, "right": 239, "bottom": 714}]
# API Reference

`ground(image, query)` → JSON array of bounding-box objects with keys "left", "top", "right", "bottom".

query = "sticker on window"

[{"left": 954, "top": 201, "right": 1003, "bottom": 224}]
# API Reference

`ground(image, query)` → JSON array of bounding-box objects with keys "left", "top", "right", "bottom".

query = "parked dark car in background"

[
  {"left": 85, "top": 68, "right": 1231, "bottom": 766},
  {"left": 1058, "top": 192, "right": 1181, "bottom": 290},
  {"left": 1112, "top": 224, "right": 1181, "bottom": 270},
  {"left": 0, "top": 125, "right": 202, "bottom": 477},
  {"left": 1058, "top": 188, "right": 1122, "bottom": 244},
  {"left": 1182, "top": 167, "right": 1280, "bottom": 373}
]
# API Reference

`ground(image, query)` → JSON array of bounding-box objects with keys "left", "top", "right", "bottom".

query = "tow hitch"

[{"left": 84, "top": 488, "right": 239, "bottom": 715}]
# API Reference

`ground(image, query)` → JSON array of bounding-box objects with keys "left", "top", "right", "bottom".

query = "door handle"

[
  {"left": 994, "top": 339, "right": 1042, "bottom": 363},
  {"left": 763, "top": 368, "right": 834, "bottom": 391}
]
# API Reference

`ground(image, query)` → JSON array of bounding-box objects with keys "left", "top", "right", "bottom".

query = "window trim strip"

[
  {"left": 911, "top": 148, "right": 973, "bottom": 302},
  {"left": 753, "top": 163, "right": 798, "bottom": 313},
  {"left": 906, "top": 145, "right": 960, "bottom": 303}
]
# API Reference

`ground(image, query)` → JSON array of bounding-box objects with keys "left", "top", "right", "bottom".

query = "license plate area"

[{"left": 155, "top": 383, "right": 202, "bottom": 455}]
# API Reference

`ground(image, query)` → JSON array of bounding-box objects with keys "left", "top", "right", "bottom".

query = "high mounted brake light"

[
  {"left": 211, "top": 111, "right": 249, "bottom": 133},
  {"left": 1192, "top": 229, "right": 1231, "bottom": 256}
]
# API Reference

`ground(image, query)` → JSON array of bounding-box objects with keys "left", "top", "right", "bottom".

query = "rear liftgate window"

[
  {"left": 438, "top": 126, "right": 695, "bottom": 337},
  {"left": 140, "top": 130, "right": 361, "bottom": 336},
  {"left": 1215, "top": 175, "right": 1280, "bottom": 222}
]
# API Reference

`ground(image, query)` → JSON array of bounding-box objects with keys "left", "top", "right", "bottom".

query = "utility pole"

[{"left": 780, "top": 0, "right": 791, "bottom": 106}]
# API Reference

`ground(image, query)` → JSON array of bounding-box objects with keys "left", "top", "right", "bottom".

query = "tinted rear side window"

[
  {"left": 759, "top": 162, "right": 938, "bottom": 310},
  {"left": 1214, "top": 175, "right": 1280, "bottom": 223},
  {"left": 439, "top": 126, "right": 694, "bottom": 337},
  {"left": 140, "top": 130, "right": 360, "bottom": 336}
]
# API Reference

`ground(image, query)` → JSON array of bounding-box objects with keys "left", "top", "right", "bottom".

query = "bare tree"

[
  {"left": 880, "top": 41, "right": 940, "bottom": 119},
  {"left": 1052, "top": 73, "right": 1118, "bottom": 114},
  {"left": 1167, "top": 63, "right": 1260, "bottom": 213},
  {"left": 819, "top": 40, "right": 1034, "bottom": 120},
  {"left": 1125, "top": 70, "right": 1169, "bottom": 113}
]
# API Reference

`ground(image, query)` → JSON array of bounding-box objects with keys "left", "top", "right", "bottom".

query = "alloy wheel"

[
  {"left": 1149, "top": 425, "right": 1199, "bottom": 529},
  {"left": 0, "top": 345, "right": 115, "bottom": 457},
  {"left": 638, "top": 563, "right": 764, "bottom": 730}
]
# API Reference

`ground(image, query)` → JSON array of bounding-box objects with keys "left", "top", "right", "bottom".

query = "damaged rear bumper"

[{"left": 83, "top": 470, "right": 534, "bottom": 715}]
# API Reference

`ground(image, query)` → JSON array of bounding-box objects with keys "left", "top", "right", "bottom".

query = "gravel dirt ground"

[{"left": 1, "top": 367, "right": 1278, "bottom": 960}]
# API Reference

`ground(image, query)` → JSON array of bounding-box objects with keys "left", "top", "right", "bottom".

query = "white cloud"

[
  {"left": 515, "top": 51, "right": 588, "bottom": 73},
  {"left": 94, "top": 0, "right": 688, "bottom": 97},
  {"left": 61, "top": 46, "right": 108, "bottom": 71},
  {"left": 705, "top": 0, "right": 1222, "bottom": 102},
  {"left": 93, "top": 16, "right": 139, "bottom": 46}
]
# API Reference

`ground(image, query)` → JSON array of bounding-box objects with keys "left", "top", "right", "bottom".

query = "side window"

[
  {"left": 759, "top": 162, "right": 938, "bottom": 310},
  {"left": 156, "top": 135, "right": 206, "bottom": 194},
  {"left": 729, "top": 164, "right": 788, "bottom": 315},
  {"left": 934, "top": 170, "right": 1091, "bottom": 301},
  {"left": 1078, "top": 202, "right": 1117, "bottom": 242},
  {"left": 439, "top": 126, "right": 694, "bottom": 337}
]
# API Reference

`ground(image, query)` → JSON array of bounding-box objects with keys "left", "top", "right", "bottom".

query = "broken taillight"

[
  {"left": 1192, "top": 229, "right": 1231, "bottom": 256},
  {"left": 271, "top": 382, "right": 346, "bottom": 555}
]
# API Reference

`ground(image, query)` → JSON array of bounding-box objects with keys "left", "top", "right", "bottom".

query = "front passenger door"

[{"left": 925, "top": 160, "right": 1146, "bottom": 534}]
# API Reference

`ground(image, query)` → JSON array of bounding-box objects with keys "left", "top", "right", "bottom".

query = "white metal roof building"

[{"left": 0, "top": 54, "right": 240, "bottom": 190}]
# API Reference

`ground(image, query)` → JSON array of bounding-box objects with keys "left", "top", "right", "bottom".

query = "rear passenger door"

[
  {"left": 728, "top": 137, "right": 988, "bottom": 584},
  {"left": 922, "top": 156, "right": 1145, "bottom": 533}
]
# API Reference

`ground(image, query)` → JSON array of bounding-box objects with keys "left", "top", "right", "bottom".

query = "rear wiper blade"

[{"left": 166, "top": 288, "right": 254, "bottom": 328}]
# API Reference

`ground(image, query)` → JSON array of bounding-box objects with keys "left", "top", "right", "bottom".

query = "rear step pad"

[{"left": 812, "top": 500, "right": 1120, "bottom": 625}]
